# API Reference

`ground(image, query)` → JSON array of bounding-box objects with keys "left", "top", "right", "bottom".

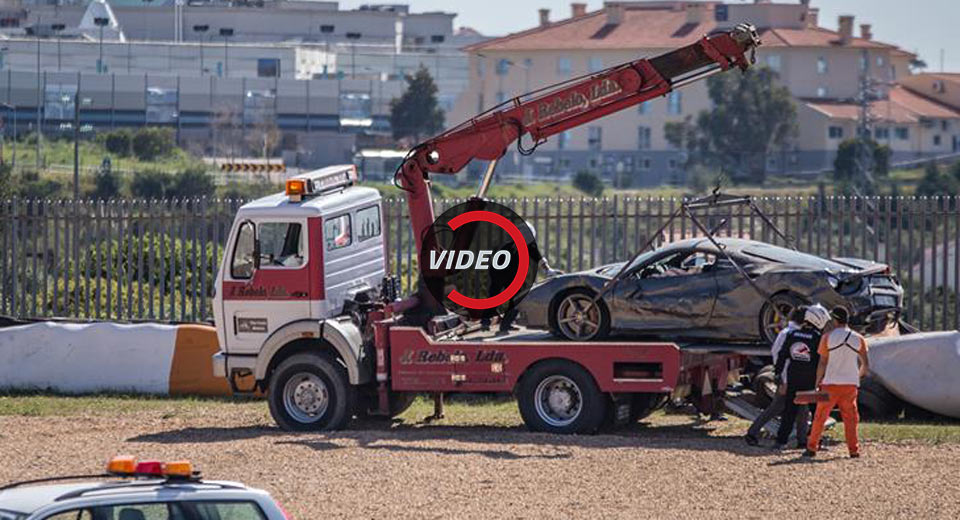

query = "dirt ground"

[{"left": 2, "top": 400, "right": 959, "bottom": 519}]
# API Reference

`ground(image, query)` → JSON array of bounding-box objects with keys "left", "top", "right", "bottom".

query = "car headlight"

[{"left": 827, "top": 275, "right": 840, "bottom": 289}]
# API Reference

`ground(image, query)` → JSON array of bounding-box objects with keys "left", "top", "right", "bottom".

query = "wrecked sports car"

[{"left": 517, "top": 238, "right": 903, "bottom": 344}]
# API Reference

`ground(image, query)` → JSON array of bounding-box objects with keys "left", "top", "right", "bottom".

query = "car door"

[
  {"left": 611, "top": 250, "right": 718, "bottom": 332},
  {"left": 221, "top": 217, "right": 313, "bottom": 354}
]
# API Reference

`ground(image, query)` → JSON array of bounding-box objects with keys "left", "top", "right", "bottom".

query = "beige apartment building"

[{"left": 453, "top": 1, "right": 960, "bottom": 184}]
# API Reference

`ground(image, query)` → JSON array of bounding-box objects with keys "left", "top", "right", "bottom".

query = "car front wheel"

[{"left": 551, "top": 289, "right": 611, "bottom": 341}]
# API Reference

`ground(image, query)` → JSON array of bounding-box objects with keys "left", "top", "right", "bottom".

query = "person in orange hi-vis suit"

[{"left": 804, "top": 306, "right": 870, "bottom": 458}]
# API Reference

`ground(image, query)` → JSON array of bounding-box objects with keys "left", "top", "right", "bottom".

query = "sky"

[{"left": 340, "top": 0, "right": 960, "bottom": 72}]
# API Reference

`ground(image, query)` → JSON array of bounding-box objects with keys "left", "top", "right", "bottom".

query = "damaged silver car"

[{"left": 517, "top": 237, "right": 903, "bottom": 344}]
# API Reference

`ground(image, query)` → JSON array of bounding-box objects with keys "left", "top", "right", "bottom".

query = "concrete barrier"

[{"left": 0, "top": 321, "right": 235, "bottom": 396}]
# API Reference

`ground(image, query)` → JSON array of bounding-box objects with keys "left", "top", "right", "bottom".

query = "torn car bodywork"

[{"left": 518, "top": 237, "right": 904, "bottom": 343}]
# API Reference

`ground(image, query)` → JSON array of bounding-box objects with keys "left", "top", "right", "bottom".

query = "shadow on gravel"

[
  {"left": 127, "top": 417, "right": 774, "bottom": 458},
  {"left": 277, "top": 438, "right": 573, "bottom": 460}
]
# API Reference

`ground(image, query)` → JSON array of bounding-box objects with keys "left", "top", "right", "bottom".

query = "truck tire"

[
  {"left": 630, "top": 393, "right": 667, "bottom": 422},
  {"left": 268, "top": 353, "right": 354, "bottom": 431},
  {"left": 517, "top": 360, "right": 607, "bottom": 434}
]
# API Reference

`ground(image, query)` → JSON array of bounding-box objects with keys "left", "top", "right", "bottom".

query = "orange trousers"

[{"left": 807, "top": 384, "right": 860, "bottom": 455}]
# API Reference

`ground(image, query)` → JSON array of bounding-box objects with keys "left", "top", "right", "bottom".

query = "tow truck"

[{"left": 211, "top": 24, "right": 764, "bottom": 433}]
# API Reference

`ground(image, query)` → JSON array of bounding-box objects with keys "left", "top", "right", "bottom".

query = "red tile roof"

[
  {"left": 804, "top": 86, "right": 960, "bottom": 123},
  {"left": 465, "top": 4, "right": 907, "bottom": 53}
]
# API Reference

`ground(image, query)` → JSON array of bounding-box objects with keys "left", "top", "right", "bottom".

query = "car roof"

[
  {"left": 658, "top": 237, "right": 848, "bottom": 269},
  {"left": 0, "top": 479, "right": 255, "bottom": 515},
  {"left": 239, "top": 184, "right": 381, "bottom": 218}
]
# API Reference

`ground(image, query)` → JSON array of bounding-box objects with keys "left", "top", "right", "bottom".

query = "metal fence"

[{"left": 2, "top": 195, "right": 959, "bottom": 331}]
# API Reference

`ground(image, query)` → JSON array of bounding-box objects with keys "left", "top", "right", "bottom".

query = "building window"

[
  {"left": 637, "top": 126, "right": 651, "bottom": 150},
  {"left": 320, "top": 24, "right": 335, "bottom": 33},
  {"left": 345, "top": 32, "right": 362, "bottom": 39},
  {"left": 588, "top": 57, "right": 603, "bottom": 73},
  {"left": 942, "top": 120, "right": 950, "bottom": 131},
  {"left": 638, "top": 101, "right": 648, "bottom": 115},
  {"left": 934, "top": 134, "right": 942, "bottom": 146},
  {"left": 667, "top": 91, "right": 682, "bottom": 115},
  {"left": 588, "top": 126, "right": 602, "bottom": 151},
  {"left": 859, "top": 54, "right": 868, "bottom": 71},
  {"left": 496, "top": 59, "right": 510, "bottom": 76},
  {"left": 816, "top": 86, "right": 828, "bottom": 98},
  {"left": 257, "top": 58, "right": 280, "bottom": 78},
  {"left": 639, "top": 157, "right": 651, "bottom": 170},
  {"left": 817, "top": 56, "right": 828, "bottom": 74},
  {"left": 828, "top": 126, "right": 844, "bottom": 139},
  {"left": 876, "top": 55, "right": 885, "bottom": 67},
  {"left": 431, "top": 35, "right": 445, "bottom": 43},
  {"left": 890, "top": 66, "right": 897, "bottom": 80},
  {"left": 766, "top": 54, "right": 781, "bottom": 72},
  {"left": 557, "top": 57, "right": 572, "bottom": 77},
  {"left": 557, "top": 130, "right": 571, "bottom": 150},
  {"left": 895, "top": 127, "right": 909, "bottom": 140},
  {"left": 874, "top": 127, "right": 889, "bottom": 139},
  {"left": 668, "top": 158, "right": 678, "bottom": 170}
]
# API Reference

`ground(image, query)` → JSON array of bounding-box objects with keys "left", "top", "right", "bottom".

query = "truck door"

[{"left": 221, "top": 218, "right": 313, "bottom": 354}]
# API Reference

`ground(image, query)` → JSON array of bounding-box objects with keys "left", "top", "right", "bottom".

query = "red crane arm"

[{"left": 398, "top": 23, "right": 761, "bottom": 253}]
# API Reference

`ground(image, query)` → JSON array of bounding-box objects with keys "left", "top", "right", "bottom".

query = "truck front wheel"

[
  {"left": 517, "top": 360, "right": 607, "bottom": 434},
  {"left": 268, "top": 353, "right": 354, "bottom": 431}
]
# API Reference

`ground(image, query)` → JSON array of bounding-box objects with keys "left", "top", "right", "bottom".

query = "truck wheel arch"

[
  {"left": 514, "top": 357, "right": 601, "bottom": 396},
  {"left": 255, "top": 318, "right": 372, "bottom": 386}
]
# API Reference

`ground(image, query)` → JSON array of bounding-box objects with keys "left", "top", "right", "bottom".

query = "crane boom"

[{"left": 398, "top": 23, "right": 761, "bottom": 254}]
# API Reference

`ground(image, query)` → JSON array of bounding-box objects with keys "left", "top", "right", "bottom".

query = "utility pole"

[
  {"left": 73, "top": 91, "right": 79, "bottom": 199},
  {"left": 854, "top": 49, "right": 880, "bottom": 194},
  {"left": 193, "top": 25, "right": 209, "bottom": 75},
  {"left": 52, "top": 24, "right": 65, "bottom": 71},
  {"left": 35, "top": 21, "right": 41, "bottom": 172},
  {"left": 94, "top": 17, "right": 109, "bottom": 73},
  {"left": 219, "top": 28, "right": 234, "bottom": 78}
]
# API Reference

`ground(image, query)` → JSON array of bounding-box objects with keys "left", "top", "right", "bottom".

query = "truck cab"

[{"left": 212, "top": 165, "right": 385, "bottom": 395}]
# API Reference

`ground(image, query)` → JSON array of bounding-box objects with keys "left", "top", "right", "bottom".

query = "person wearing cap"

[
  {"left": 744, "top": 306, "right": 806, "bottom": 446},
  {"left": 771, "top": 304, "right": 830, "bottom": 450},
  {"left": 804, "top": 306, "right": 869, "bottom": 458}
]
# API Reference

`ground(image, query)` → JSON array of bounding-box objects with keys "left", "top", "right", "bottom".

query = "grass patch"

[
  {"left": 859, "top": 420, "right": 960, "bottom": 445},
  {"left": 395, "top": 395, "right": 523, "bottom": 428},
  {"left": 0, "top": 392, "right": 260, "bottom": 418}
]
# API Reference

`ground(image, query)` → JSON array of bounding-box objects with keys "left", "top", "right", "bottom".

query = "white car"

[{"left": 0, "top": 457, "right": 290, "bottom": 520}]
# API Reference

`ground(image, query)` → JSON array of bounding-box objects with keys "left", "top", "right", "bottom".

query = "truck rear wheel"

[
  {"left": 268, "top": 353, "right": 354, "bottom": 431},
  {"left": 517, "top": 360, "right": 607, "bottom": 434}
]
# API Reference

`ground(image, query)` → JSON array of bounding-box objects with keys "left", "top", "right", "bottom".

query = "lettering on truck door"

[{"left": 222, "top": 218, "right": 314, "bottom": 353}]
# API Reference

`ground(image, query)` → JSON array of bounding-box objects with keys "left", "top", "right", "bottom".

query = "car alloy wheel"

[{"left": 556, "top": 293, "right": 603, "bottom": 340}]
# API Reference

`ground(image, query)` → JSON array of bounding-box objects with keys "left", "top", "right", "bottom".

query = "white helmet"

[{"left": 804, "top": 304, "right": 830, "bottom": 330}]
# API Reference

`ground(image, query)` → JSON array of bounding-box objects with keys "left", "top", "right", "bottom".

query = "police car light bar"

[{"left": 286, "top": 164, "right": 357, "bottom": 201}]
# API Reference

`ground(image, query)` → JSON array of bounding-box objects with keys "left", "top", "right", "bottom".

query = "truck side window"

[
  {"left": 231, "top": 221, "right": 256, "bottom": 279},
  {"left": 324, "top": 214, "right": 352, "bottom": 250},
  {"left": 356, "top": 205, "right": 381, "bottom": 242},
  {"left": 259, "top": 222, "right": 304, "bottom": 268}
]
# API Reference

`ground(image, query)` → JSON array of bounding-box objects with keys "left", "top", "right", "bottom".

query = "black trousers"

[{"left": 776, "top": 389, "right": 812, "bottom": 446}]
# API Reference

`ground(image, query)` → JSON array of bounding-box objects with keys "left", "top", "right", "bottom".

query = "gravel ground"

[{"left": 2, "top": 403, "right": 959, "bottom": 519}]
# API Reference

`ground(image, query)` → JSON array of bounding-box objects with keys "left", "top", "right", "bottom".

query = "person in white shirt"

[
  {"left": 744, "top": 307, "right": 806, "bottom": 446},
  {"left": 804, "top": 306, "right": 870, "bottom": 458}
]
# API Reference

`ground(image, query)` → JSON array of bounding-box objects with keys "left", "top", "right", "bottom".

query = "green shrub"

[
  {"left": 131, "top": 128, "right": 174, "bottom": 161},
  {"left": 169, "top": 167, "right": 215, "bottom": 199},
  {"left": 90, "top": 169, "right": 122, "bottom": 200},
  {"left": 572, "top": 170, "right": 603, "bottom": 198},
  {"left": 130, "top": 169, "right": 174, "bottom": 199},
  {"left": 101, "top": 129, "right": 132, "bottom": 157}
]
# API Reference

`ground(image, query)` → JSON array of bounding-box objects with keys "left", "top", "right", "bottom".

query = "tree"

[
  {"left": 664, "top": 67, "right": 797, "bottom": 183},
  {"left": 390, "top": 66, "right": 445, "bottom": 143},
  {"left": 572, "top": 170, "right": 603, "bottom": 197},
  {"left": 101, "top": 130, "right": 133, "bottom": 157},
  {"left": 833, "top": 137, "right": 891, "bottom": 185},
  {"left": 916, "top": 161, "right": 958, "bottom": 198}
]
